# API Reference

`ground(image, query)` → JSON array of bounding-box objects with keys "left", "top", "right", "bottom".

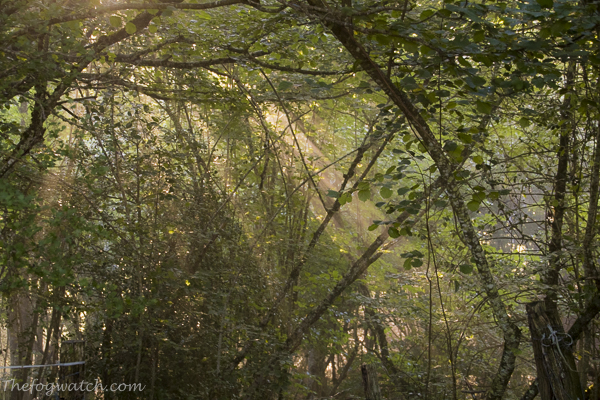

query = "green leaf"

[
  {"left": 420, "top": 45, "right": 434, "bottom": 56},
  {"left": 455, "top": 169, "right": 470, "bottom": 180},
  {"left": 397, "top": 187, "right": 410, "bottom": 196},
  {"left": 444, "top": 141, "right": 458, "bottom": 152},
  {"left": 375, "top": 34, "right": 391, "bottom": 45},
  {"left": 471, "top": 76, "right": 486, "bottom": 87},
  {"left": 404, "top": 285, "right": 424, "bottom": 293},
  {"left": 519, "top": 117, "right": 531, "bottom": 128},
  {"left": 358, "top": 189, "right": 371, "bottom": 202},
  {"left": 403, "top": 259, "right": 412, "bottom": 270},
  {"left": 536, "top": 0, "right": 553, "bottom": 8},
  {"left": 473, "top": 155, "right": 484, "bottom": 164},
  {"left": 467, "top": 200, "right": 480, "bottom": 212},
  {"left": 278, "top": 81, "right": 293, "bottom": 90},
  {"left": 400, "top": 227, "right": 411, "bottom": 236},
  {"left": 148, "top": 24, "right": 157, "bottom": 34},
  {"left": 380, "top": 187, "right": 393, "bottom": 199},
  {"left": 368, "top": 223, "right": 379, "bottom": 231},
  {"left": 388, "top": 227, "right": 400, "bottom": 238},
  {"left": 358, "top": 181, "right": 370, "bottom": 190},
  {"left": 473, "top": 31, "right": 485, "bottom": 43},
  {"left": 411, "top": 259, "right": 423, "bottom": 268},
  {"left": 326, "top": 190, "right": 339, "bottom": 198},
  {"left": 472, "top": 191, "right": 486, "bottom": 202},
  {"left": 460, "top": 264, "right": 473, "bottom": 274},
  {"left": 448, "top": 144, "right": 465, "bottom": 163},
  {"left": 539, "top": 28, "right": 551, "bottom": 39},
  {"left": 196, "top": 10, "right": 212, "bottom": 20},
  {"left": 125, "top": 22, "right": 137, "bottom": 34},
  {"left": 458, "top": 133, "right": 472, "bottom": 144},
  {"left": 420, "top": 9, "right": 436, "bottom": 20},
  {"left": 339, "top": 192, "right": 352, "bottom": 205},
  {"left": 476, "top": 100, "right": 492, "bottom": 114},
  {"left": 434, "top": 200, "right": 447, "bottom": 208},
  {"left": 402, "top": 40, "right": 419, "bottom": 54},
  {"left": 109, "top": 16, "right": 122, "bottom": 28},
  {"left": 64, "top": 20, "right": 81, "bottom": 30},
  {"left": 457, "top": 57, "right": 472, "bottom": 68}
]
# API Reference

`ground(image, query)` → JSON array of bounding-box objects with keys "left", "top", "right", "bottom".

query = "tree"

[{"left": 2, "top": 0, "right": 600, "bottom": 399}]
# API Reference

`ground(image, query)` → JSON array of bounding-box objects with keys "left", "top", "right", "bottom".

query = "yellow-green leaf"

[
  {"left": 125, "top": 22, "right": 137, "bottom": 34},
  {"left": 358, "top": 189, "right": 371, "bottom": 202},
  {"left": 519, "top": 117, "right": 531, "bottom": 128},
  {"left": 109, "top": 16, "right": 121, "bottom": 28},
  {"left": 380, "top": 187, "right": 393, "bottom": 199},
  {"left": 458, "top": 133, "right": 472, "bottom": 144}
]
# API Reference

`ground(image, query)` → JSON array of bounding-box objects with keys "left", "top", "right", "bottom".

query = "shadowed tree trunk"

[
  {"left": 526, "top": 301, "right": 583, "bottom": 400},
  {"left": 60, "top": 340, "right": 85, "bottom": 400},
  {"left": 361, "top": 363, "right": 382, "bottom": 400}
]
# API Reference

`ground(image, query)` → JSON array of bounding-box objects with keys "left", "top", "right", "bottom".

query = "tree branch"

[{"left": 13, "top": 0, "right": 244, "bottom": 32}]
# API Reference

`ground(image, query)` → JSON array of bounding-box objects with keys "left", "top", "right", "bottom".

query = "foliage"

[{"left": 1, "top": 0, "right": 600, "bottom": 399}]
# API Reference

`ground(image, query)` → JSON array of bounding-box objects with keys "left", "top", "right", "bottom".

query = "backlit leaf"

[
  {"left": 125, "top": 22, "right": 137, "bottom": 34},
  {"left": 109, "top": 16, "right": 121, "bottom": 27},
  {"left": 358, "top": 189, "right": 371, "bottom": 202},
  {"left": 380, "top": 187, "right": 393, "bottom": 199}
]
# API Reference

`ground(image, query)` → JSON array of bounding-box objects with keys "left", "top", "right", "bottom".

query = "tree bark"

[
  {"left": 59, "top": 340, "right": 85, "bottom": 400},
  {"left": 526, "top": 301, "right": 583, "bottom": 400},
  {"left": 7, "top": 288, "right": 37, "bottom": 400},
  {"left": 361, "top": 364, "right": 383, "bottom": 400}
]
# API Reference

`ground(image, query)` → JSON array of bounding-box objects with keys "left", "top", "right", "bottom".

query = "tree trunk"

[
  {"left": 59, "top": 340, "right": 85, "bottom": 400},
  {"left": 361, "top": 364, "right": 382, "bottom": 400},
  {"left": 526, "top": 301, "right": 583, "bottom": 400},
  {"left": 8, "top": 289, "right": 37, "bottom": 400}
]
